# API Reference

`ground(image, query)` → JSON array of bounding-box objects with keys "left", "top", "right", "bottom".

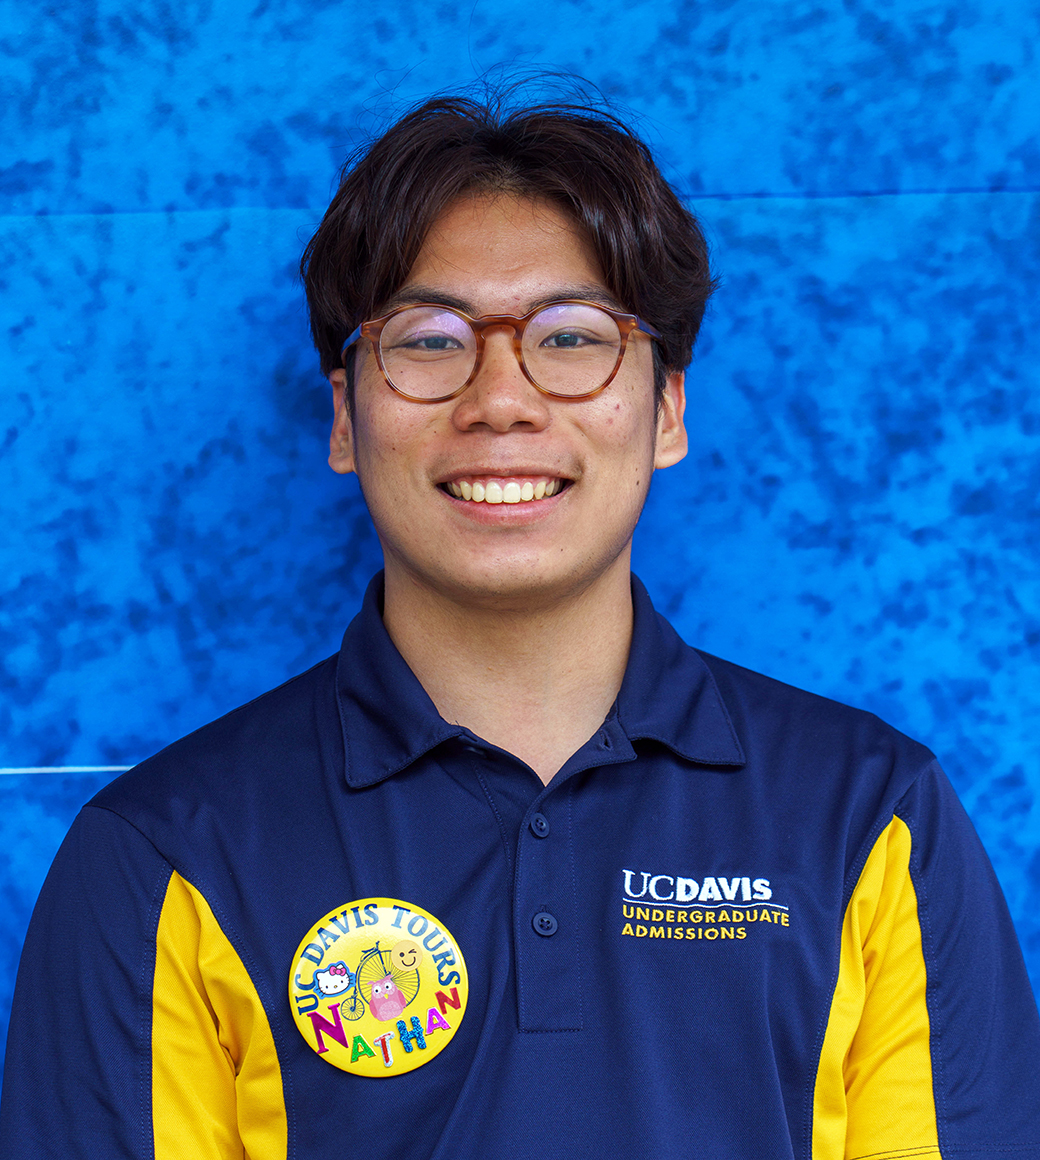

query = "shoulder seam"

[
  {"left": 840, "top": 757, "right": 942, "bottom": 910},
  {"left": 84, "top": 802, "right": 178, "bottom": 868}
]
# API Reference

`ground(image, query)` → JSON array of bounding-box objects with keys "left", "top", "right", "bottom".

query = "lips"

[{"left": 441, "top": 475, "right": 567, "bottom": 504}]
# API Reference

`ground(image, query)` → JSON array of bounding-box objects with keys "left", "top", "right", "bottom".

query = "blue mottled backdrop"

[{"left": 1, "top": 0, "right": 1038, "bottom": 1079}]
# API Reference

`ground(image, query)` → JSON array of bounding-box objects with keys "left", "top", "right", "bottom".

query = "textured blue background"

[{"left": 2, "top": 0, "right": 1038, "bottom": 1080}]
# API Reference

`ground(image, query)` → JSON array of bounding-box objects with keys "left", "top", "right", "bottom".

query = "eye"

[
  {"left": 381, "top": 306, "right": 473, "bottom": 357},
  {"left": 541, "top": 329, "right": 593, "bottom": 349},
  {"left": 403, "top": 332, "right": 465, "bottom": 352},
  {"left": 527, "top": 304, "right": 619, "bottom": 354}
]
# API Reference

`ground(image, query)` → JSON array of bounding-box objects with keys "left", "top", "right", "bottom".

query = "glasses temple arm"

[
  {"left": 634, "top": 316, "right": 662, "bottom": 340},
  {"left": 340, "top": 324, "right": 364, "bottom": 360}
]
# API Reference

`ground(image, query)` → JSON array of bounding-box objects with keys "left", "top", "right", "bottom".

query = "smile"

[{"left": 441, "top": 476, "right": 568, "bottom": 504}]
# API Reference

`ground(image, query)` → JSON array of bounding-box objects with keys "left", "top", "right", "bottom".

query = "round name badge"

[{"left": 289, "top": 897, "right": 468, "bottom": 1077}]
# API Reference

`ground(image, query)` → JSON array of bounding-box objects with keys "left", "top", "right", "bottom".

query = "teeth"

[{"left": 446, "top": 478, "right": 564, "bottom": 504}]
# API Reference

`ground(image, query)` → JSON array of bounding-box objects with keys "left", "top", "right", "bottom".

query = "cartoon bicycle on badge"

[{"left": 311, "top": 939, "right": 422, "bottom": 1022}]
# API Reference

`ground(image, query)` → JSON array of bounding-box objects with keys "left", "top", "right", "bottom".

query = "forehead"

[{"left": 397, "top": 193, "right": 611, "bottom": 316}]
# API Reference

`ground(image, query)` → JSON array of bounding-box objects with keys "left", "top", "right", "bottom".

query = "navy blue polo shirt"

[{"left": 3, "top": 574, "right": 1039, "bottom": 1159}]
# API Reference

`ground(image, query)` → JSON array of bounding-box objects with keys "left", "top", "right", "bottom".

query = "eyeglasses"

[{"left": 340, "top": 299, "right": 661, "bottom": 403}]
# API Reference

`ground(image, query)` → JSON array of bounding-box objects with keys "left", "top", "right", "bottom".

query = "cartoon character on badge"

[
  {"left": 390, "top": 939, "right": 423, "bottom": 973},
  {"left": 314, "top": 961, "right": 355, "bottom": 996},
  {"left": 369, "top": 974, "right": 409, "bottom": 1021}
]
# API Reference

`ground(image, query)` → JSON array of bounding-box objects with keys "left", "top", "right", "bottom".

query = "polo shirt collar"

[
  {"left": 336, "top": 576, "right": 464, "bottom": 788},
  {"left": 615, "top": 576, "right": 745, "bottom": 768},
  {"left": 336, "top": 573, "right": 745, "bottom": 788}
]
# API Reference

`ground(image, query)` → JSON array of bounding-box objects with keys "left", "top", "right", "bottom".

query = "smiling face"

[
  {"left": 390, "top": 940, "right": 422, "bottom": 972},
  {"left": 329, "top": 193, "right": 687, "bottom": 613}
]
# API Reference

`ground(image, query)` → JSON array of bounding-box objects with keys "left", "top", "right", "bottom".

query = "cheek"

[
  {"left": 351, "top": 405, "right": 432, "bottom": 485},
  {"left": 590, "top": 392, "right": 659, "bottom": 464}
]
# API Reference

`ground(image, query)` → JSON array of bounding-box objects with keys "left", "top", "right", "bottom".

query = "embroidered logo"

[
  {"left": 620, "top": 869, "right": 791, "bottom": 942},
  {"left": 289, "top": 898, "right": 468, "bottom": 1077}
]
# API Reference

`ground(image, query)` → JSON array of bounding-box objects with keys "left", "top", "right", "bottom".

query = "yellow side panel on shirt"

[
  {"left": 812, "top": 816, "right": 940, "bottom": 1160},
  {"left": 153, "top": 871, "right": 288, "bottom": 1160}
]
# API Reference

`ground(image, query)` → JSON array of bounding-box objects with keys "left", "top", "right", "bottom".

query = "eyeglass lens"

[{"left": 377, "top": 303, "right": 623, "bottom": 398}]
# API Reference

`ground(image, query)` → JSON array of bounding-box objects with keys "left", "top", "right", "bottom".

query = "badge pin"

[{"left": 289, "top": 898, "right": 468, "bottom": 1077}]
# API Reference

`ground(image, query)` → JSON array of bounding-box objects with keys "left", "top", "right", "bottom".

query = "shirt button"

[
  {"left": 529, "top": 813, "right": 550, "bottom": 838},
  {"left": 532, "top": 911, "right": 558, "bottom": 937}
]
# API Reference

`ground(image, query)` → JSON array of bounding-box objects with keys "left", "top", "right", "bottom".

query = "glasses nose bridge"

[{"left": 470, "top": 313, "right": 528, "bottom": 379}]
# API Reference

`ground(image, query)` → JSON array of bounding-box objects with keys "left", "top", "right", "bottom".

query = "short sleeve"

[
  {"left": 812, "top": 762, "right": 1040, "bottom": 1159},
  {"left": 0, "top": 806, "right": 172, "bottom": 1159},
  {"left": 0, "top": 804, "right": 287, "bottom": 1160}
]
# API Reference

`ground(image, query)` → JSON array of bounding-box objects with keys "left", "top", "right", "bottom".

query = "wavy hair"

[{"left": 301, "top": 91, "right": 715, "bottom": 402}]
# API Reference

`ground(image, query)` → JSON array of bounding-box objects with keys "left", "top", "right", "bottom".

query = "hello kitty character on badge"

[
  {"left": 369, "top": 974, "right": 408, "bottom": 1022},
  {"left": 314, "top": 961, "right": 355, "bottom": 996}
]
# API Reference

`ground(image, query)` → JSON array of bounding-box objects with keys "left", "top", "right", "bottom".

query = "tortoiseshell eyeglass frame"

[{"left": 339, "top": 299, "right": 662, "bottom": 403}]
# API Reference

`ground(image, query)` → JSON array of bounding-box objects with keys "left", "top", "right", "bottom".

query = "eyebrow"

[{"left": 379, "top": 284, "right": 628, "bottom": 317}]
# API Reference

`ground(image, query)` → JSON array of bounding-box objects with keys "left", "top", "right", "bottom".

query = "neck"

[{"left": 381, "top": 561, "right": 634, "bottom": 785}]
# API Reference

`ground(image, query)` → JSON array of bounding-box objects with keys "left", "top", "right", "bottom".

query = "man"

[{"left": 2, "top": 95, "right": 1039, "bottom": 1159}]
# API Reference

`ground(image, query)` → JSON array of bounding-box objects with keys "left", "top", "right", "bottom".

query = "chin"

[{"left": 429, "top": 551, "right": 625, "bottom": 613}]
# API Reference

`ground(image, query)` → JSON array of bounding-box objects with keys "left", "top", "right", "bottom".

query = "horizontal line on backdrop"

[
  {"left": 0, "top": 207, "right": 323, "bottom": 223},
  {"left": 2, "top": 186, "right": 1037, "bottom": 222},
  {"left": 0, "top": 766, "right": 131, "bottom": 775},
  {"left": 684, "top": 185, "right": 1040, "bottom": 201}
]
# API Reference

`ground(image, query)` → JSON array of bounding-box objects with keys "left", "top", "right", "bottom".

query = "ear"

[
  {"left": 654, "top": 370, "right": 687, "bottom": 469},
  {"left": 328, "top": 369, "right": 356, "bottom": 475}
]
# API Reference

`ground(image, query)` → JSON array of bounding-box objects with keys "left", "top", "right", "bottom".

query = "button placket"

[{"left": 514, "top": 786, "right": 582, "bottom": 1031}]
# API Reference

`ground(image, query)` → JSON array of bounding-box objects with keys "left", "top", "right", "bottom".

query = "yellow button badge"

[{"left": 289, "top": 898, "right": 468, "bottom": 1077}]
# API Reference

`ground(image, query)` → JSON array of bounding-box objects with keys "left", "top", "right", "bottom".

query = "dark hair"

[{"left": 301, "top": 93, "right": 715, "bottom": 402}]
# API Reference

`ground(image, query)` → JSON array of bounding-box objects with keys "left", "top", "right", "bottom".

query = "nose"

[{"left": 449, "top": 326, "right": 551, "bottom": 434}]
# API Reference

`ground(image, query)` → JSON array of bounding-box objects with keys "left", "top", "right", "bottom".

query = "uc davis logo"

[{"left": 289, "top": 897, "right": 468, "bottom": 1077}]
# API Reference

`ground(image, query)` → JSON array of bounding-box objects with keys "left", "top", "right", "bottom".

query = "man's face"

[{"left": 329, "top": 193, "right": 687, "bottom": 611}]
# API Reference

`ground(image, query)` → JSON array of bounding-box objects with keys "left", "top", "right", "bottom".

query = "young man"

[{"left": 3, "top": 97, "right": 1039, "bottom": 1159}]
